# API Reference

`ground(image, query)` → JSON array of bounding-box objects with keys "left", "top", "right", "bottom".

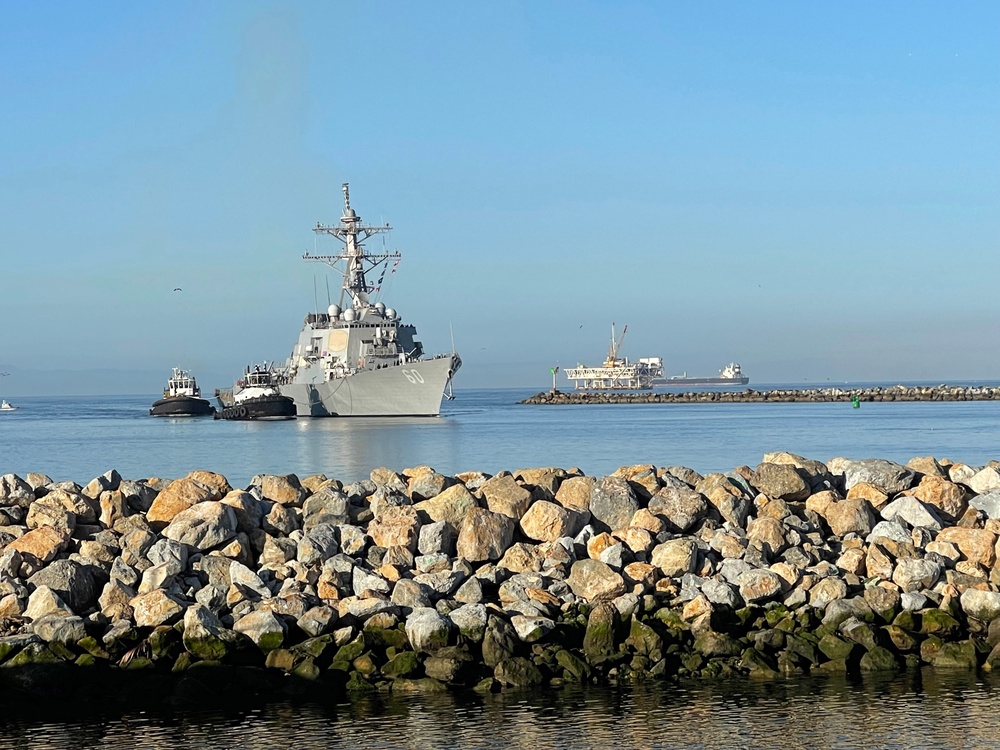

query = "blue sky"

[{"left": 1, "top": 1, "right": 997, "bottom": 395}]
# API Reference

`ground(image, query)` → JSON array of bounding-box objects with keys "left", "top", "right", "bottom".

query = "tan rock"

[
  {"left": 414, "top": 484, "right": 479, "bottom": 532},
  {"left": 906, "top": 456, "right": 947, "bottom": 478},
  {"left": 258, "top": 474, "right": 306, "bottom": 506},
  {"left": 747, "top": 516, "right": 787, "bottom": 555},
  {"left": 6, "top": 526, "right": 69, "bottom": 564},
  {"left": 623, "top": 562, "right": 660, "bottom": 588},
  {"left": 519, "top": 500, "right": 572, "bottom": 542},
  {"left": 26, "top": 503, "right": 74, "bottom": 535},
  {"left": 480, "top": 474, "right": 532, "bottom": 520},
  {"left": 515, "top": 468, "right": 567, "bottom": 498},
  {"left": 147, "top": 477, "right": 218, "bottom": 526},
  {"left": 738, "top": 569, "right": 783, "bottom": 603},
  {"left": 129, "top": 589, "right": 185, "bottom": 627},
  {"left": 629, "top": 508, "right": 666, "bottom": 535},
  {"left": 770, "top": 562, "right": 801, "bottom": 589},
  {"left": 755, "top": 494, "right": 792, "bottom": 521},
  {"left": 650, "top": 538, "right": 698, "bottom": 578},
  {"left": 554, "top": 475, "right": 594, "bottom": 514},
  {"left": 456, "top": 507, "right": 515, "bottom": 562},
  {"left": 810, "top": 495, "right": 875, "bottom": 537},
  {"left": 186, "top": 470, "right": 232, "bottom": 498},
  {"left": 836, "top": 547, "right": 866, "bottom": 576},
  {"left": 368, "top": 506, "right": 421, "bottom": 551},
  {"left": 709, "top": 530, "right": 745, "bottom": 560},
  {"left": 752, "top": 462, "right": 810, "bottom": 501},
  {"left": 865, "top": 544, "right": 894, "bottom": 581},
  {"left": 498, "top": 542, "right": 545, "bottom": 573},
  {"left": 566, "top": 559, "right": 626, "bottom": 602},
  {"left": 99, "top": 490, "right": 130, "bottom": 528},
  {"left": 845, "top": 483, "right": 889, "bottom": 510},
  {"left": 37, "top": 488, "right": 98, "bottom": 524},
  {"left": 611, "top": 464, "right": 660, "bottom": 500},
  {"left": 682, "top": 594, "right": 713, "bottom": 621},
  {"left": 587, "top": 532, "right": 617, "bottom": 560},
  {"left": 911, "top": 476, "right": 967, "bottom": 521},
  {"left": 407, "top": 472, "right": 450, "bottom": 502},
  {"left": 936, "top": 527, "right": 997, "bottom": 568},
  {"left": 949, "top": 463, "right": 977, "bottom": 487},
  {"left": 648, "top": 485, "right": 708, "bottom": 532},
  {"left": 970, "top": 467, "right": 1000, "bottom": 495},
  {"left": 614, "top": 527, "right": 654, "bottom": 555}
]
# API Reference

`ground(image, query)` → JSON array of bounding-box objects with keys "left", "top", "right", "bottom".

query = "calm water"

[
  {"left": 3, "top": 384, "right": 1000, "bottom": 747},
  {"left": 0, "top": 384, "right": 999, "bottom": 487},
  {"left": 3, "top": 672, "right": 1000, "bottom": 749}
]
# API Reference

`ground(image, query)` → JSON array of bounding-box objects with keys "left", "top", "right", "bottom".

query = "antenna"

[
  {"left": 449, "top": 321, "right": 456, "bottom": 355},
  {"left": 313, "top": 275, "right": 318, "bottom": 314}
]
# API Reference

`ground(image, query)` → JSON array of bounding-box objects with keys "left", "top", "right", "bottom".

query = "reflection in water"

[{"left": 5, "top": 672, "right": 1000, "bottom": 749}]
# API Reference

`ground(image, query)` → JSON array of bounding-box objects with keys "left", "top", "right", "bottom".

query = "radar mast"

[{"left": 303, "top": 183, "right": 401, "bottom": 310}]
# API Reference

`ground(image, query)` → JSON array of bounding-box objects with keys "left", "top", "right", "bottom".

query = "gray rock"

[
  {"left": 418, "top": 521, "right": 453, "bottom": 556},
  {"left": 589, "top": 476, "right": 639, "bottom": 533},
  {"left": 228, "top": 561, "right": 272, "bottom": 602},
  {"left": 297, "top": 524, "right": 339, "bottom": 567},
  {"left": 901, "top": 591, "right": 928, "bottom": 611},
  {"left": 880, "top": 497, "right": 942, "bottom": 531},
  {"left": 448, "top": 602, "right": 487, "bottom": 642},
  {"left": 337, "top": 524, "right": 369, "bottom": 556},
  {"left": 0, "top": 474, "right": 36, "bottom": 509},
  {"left": 970, "top": 489, "right": 1000, "bottom": 519},
  {"left": 702, "top": 578, "right": 741, "bottom": 607},
  {"left": 651, "top": 538, "right": 698, "bottom": 578},
  {"left": 511, "top": 615, "right": 555, "bottom": 643},
  {"left": 297, "top": 605, "right": 338, "bottom": 637},
  {"left": 960, "top": 589, "right": 1000, "bottom": 622},
  {"left": 482, "top": 615, "right": 518, "bottom": 667},
  {"left": 839, "top": 459, "right": 916, "bottom": 495},
  {"left": 161, "top": 502, "right": 238, "bottom": 550},
  {"left": 147, "top": 538, "right": 188, "bottom": 571},
  {"left": 352, "top": 567, "right": 391, "bottom": 597},
  {"left": 752, "top": 463, "right": 811, "bottom": 501},
  {"left": 391, "top": 579, "right": 434, "bottom": 609},
  {"left": 182, "top": 604, "right": 234, "bottom": 659},
  {"left": 24, "top": 585, "right": 74, "bottom": 619},
  {"left": 30, "top": 614, "right": 86, "bottom": 645},
  {"left": 302, "top": 488, "right": 350, "bottom": 528},
  {"left": 866, "top": 520, "right": 912, "bottom": 545},
  {"left": 405, "top": 607, "right": 454, "bottom": 653},
  {"left": 233, "top": 609, "right": 286, "bottom": 651},
  {"left": 892, "top": 558, "right": 941, "bottom": 592},
  {"left": 28, "top": 560, "right": 99, "bottom": 614}
]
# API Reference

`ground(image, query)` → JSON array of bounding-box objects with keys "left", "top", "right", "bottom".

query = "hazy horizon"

[{"left": 3, "top": 2, "right": 997, "bottom": 397}]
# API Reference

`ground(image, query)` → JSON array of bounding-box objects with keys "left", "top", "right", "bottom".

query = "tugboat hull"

[
  {"left": 149, "top": 396, "right": 215, "bottom": 417},
  {"left": 216, "top": 394, "right": 296, "bottom": 421}
]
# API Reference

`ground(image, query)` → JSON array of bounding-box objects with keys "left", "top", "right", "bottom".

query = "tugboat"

[
  {"left": 0, "top": 400, "right": 18, "bottom": 412},
  {"left": 215, "top": 363, "right": 296, "bottom": 420},
  {"left": 149, "top": 368, "right": 215, "bottom": 416}
]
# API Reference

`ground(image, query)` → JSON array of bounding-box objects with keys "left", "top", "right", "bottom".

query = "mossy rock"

[
  {"left": 764, "top": 606, "right": 791, "bottom": 628},
  {"left": 555, "top": 649, "right": 591, "bottom": 681},
  {"left": 172, "top": 652, "right": 195, "bottom": 672},
  {"left": 774, "top": 616, "right": 797, "bottom": 634},
  {"left": 292, "top": 634, "right": 333, "bottom": 660},
  {"left": 392, "top": 677, "right": 449, "bottom": 693},
  {"left": 149, "top": 625, "right": 178, "bottom": 660},
  {"left": 626, "top": 618, "right": 663, "bottom": 658},
  {"left": 345, "top": 671, "right": 376, "bottom": 693},
  {"left": 735, "top": 606, "right": 762, "bottom": 628},
  {"left": 383, "top": 650, "right": 421, "bottom": 678},
  {"left": 694, "top": 632, "right": 743, "bottom": 658},
  {"left": 818, "top": 634, "right": 856, "bottom": 662},
  {"left": 892, "top": 610, "right": 920, "bottom": 632},
  {"left": 352, "top": 653, "right": 378, "bottom": 677},
  {"left": 264, "top": 648, "right": 295, "bottom": 671},
  {"left": 883, "top": 625, "right": 920, "bottom": 653},
  {"left": 920, "top": 635, "right": 944, "bottom": 664},
  {"left": 783, "top": 634, "right": 819, "bottom": 664},
  {"left": 919, "top": 609, "right": 961, "bottom": 638},
  {"left": 47, "top": 642, "right": 76, "bottom": 661},
  {"left": 74, "top": 653, "right": 96, "bottom": 667},
  {"left": 928, "top": 639, "right": 977, "bottom": 669},
  {"left": 330, "top": 635, "right": 366, "bottom": 672},
  {"left": 680, "top": 653, "right": 703, "bottom": 672},
  {"left": 292, "top": 657, "right": 321, "bottom": 681},
  {"left": 776, "top": 651, "right": 805, "bottom": 676},
  {"left": 740, "top": 647, "right": 779, "bottom": 678},
  {"left": 77, "top": 636, "right": 110, "bottom": 660},
  {"left": 495, "top": 656, "right": 544, "bottom": 687},
  {"left": 120, "top": 656, "right": 155, "bottom": 670},
  {"left": 813, "top": 658, "right": 849, "bottom": 673},
  {"left": 583, "top": 603, "right": 619, "bottom": 665},
  {"left": 364, "top": 624, "right": 409, "bottom": 651},
  {"left": 653, "top": 608, "right": 688, "bottom": 632},
  {"left": 859, "top": 646, "right": 899, "bottom": 672}
]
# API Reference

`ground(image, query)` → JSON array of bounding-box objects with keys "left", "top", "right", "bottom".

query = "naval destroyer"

[{"left": 275, "top": 184, "right": 461, "bottom": 416}]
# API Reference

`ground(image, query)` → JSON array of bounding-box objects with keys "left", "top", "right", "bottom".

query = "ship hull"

[
  {"left": 149, "top": 396, "right": 215, "bottom": 416},
  {"left": 657, "top": 377, "right": 750, "bottom": 387},
  {"left": 279, "top": 354, "right": 460, "bottom": 417}
]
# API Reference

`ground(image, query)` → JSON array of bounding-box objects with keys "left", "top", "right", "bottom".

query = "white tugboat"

[
  {"left": 275, "top": 184, "right": 461, "bottom": 416},
  {"left": 149, "top": 368, "right": 215, "bottom": 416},
  {"left": 564, "top": 324, "right": 664, "bottom": 391},
  {"left": 215, "top": 363, "right": 296, "bottom": 420}
]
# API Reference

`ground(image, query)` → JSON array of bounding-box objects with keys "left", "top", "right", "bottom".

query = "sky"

[{"left": 1, "top": 1, "right": 998, "bottom": 396}]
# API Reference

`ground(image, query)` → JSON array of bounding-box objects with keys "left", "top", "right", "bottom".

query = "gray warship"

[{"left": 276, "top": 184, "right": 461, "bottom": 417}]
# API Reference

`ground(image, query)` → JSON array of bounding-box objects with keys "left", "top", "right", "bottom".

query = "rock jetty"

[
  {"left": 520, "top": 384, "right": 1000, "bottom": 405},
  {"left": 5, "top": 454, "right": 1000, "bottom": 696}
]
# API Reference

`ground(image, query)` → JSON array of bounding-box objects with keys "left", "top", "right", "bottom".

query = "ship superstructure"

[{"left": 276, "top": 184, "right": 461, "bottom": 416}]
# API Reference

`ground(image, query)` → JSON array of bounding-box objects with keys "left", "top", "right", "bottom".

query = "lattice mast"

[{"left": 302, "top": 183, "right": 401, "bottom": 310}]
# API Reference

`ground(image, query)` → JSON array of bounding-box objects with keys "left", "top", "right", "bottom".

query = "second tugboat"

[
  {"left": 149, "top": 368, "right": 215, "bottom": 416},
  {"left": 215, "top": 363, "right": 296, "bottom": 420}
]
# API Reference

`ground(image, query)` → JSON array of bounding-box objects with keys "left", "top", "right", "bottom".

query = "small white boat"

[{"left": 0, "top": 400, "right": 18, "bottom": 411}]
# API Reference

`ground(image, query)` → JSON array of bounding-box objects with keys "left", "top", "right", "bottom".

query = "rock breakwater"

[
  {"left": 5, "top": 454, "right": 1000, "bottom": 695},
  {"left": 520, "top": 384, "right": 1000, "bottom": 405}
]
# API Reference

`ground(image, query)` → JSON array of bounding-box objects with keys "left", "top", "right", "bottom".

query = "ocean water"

[{"left": 0, "top": 383, "right": 998, "bottom": 487}]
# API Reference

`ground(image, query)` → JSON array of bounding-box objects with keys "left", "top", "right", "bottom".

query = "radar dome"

[
  {"left": 375, "top": 302, "right": 386, "bottom": 314},
  {"left": 342, "top": 308, "right": 357, "bottom": 322},
  {"left": 327, "top": 304, "right": 341, "bottom": 317},
  {"left": 384, "top": 308, "right": 397, "bottom": 320}
]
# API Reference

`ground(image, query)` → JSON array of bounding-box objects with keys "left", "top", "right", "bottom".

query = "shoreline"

[
  {"left": 3, "top": 452, "right": 1000, "bottom": 698},
  {"left": 519, "top": 383, "right": 1000, "bottom": 405}
]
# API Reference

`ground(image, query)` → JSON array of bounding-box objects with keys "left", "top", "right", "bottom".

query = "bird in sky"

[{"left": 173, "top": 288, "right": 182, "bottom": 292}]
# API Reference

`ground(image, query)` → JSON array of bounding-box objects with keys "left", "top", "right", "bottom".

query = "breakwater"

[
  {"left": 4, "top": 453, "right": 1000, "bottom": 698},
  {"left": 520, "top": 383, "right": 1000, "bottom": 405}
]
